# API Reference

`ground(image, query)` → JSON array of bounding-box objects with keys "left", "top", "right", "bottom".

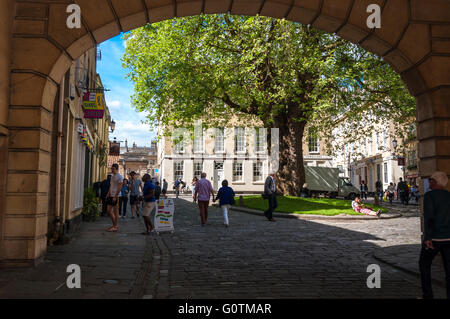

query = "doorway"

[{"left": 214, "top": 162, "right": 224, "bottom": 191}]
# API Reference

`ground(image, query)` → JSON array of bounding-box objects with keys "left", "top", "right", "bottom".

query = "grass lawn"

[{"left": 236, "top": 195, "right": 388, "bottom": 216}]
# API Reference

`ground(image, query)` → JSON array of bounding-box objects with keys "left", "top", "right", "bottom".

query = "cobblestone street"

[{"left": 0, "top": 197, "right": 446, "bottom": 299}]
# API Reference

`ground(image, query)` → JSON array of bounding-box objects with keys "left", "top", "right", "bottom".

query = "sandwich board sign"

[{"left": 154, "top": 198, "right": 175, "bottom": 234}]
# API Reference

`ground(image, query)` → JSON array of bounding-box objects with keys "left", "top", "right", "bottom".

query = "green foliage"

[
  {"left": 238, "top": 195, "right": 388, "bottom": 216},
  {"left": 95, "top": 141, "right": 108, "bottom": 168},
  {"left": 82, "top": 188, "right": 99, "bottom": 222},
  {"left": 123, "top": 14, "right": 415, "bottom": 155}
]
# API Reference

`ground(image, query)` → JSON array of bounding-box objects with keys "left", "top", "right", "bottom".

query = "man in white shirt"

[{"left": 106, "top": 163, "right": 123, "bottom": 232}]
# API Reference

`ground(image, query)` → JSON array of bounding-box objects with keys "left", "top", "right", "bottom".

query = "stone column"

[{"left": 0, "top": 0, "right": 14, "bottom": 266}]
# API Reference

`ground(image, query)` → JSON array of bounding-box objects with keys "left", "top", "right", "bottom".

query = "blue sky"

[{"left": 97, "top": 34, "right": 155, "bottom": 147}]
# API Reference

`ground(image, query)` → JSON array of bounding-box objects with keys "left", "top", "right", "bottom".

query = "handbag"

[{"left": 261, "top": 193, "right": 269, "bottom": 200}]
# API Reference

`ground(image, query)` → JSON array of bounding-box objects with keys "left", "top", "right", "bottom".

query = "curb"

[{"left": 229, "top": 206, "right": 402, "bottom": 221}]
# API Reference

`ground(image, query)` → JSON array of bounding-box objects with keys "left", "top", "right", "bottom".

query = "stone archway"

[{"left": 0, "top": 0, "right": 449, "bottom": 266}]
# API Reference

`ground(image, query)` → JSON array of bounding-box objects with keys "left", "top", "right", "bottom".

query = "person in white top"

[{"left": 106, "top": 163, "right": 123, "bottom": 232}]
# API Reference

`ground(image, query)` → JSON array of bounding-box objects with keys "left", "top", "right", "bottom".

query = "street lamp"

[
  {"left": 392, "top": 138, "right": 398, "bottom": 150},
  {"left": 109, "top": 120, "right": 116, "bottom": 133}
]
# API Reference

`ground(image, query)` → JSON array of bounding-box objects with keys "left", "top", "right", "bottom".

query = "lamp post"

[{"left": 109, "top": 119, "right": 116, "bottom": 133}]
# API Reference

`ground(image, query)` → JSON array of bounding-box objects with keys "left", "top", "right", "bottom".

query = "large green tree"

[{"left": 123, "top": 14, "right": 415, "bottom": 195}]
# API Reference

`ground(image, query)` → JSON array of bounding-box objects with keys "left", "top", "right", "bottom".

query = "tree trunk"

[{"left": 272, "top": 115, "right": 306, "bottom": 196}]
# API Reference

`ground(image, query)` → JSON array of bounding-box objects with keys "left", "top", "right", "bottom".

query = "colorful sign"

[
  {"left": 154, "top": 199, "right": 175, "bottom": 233},
  {"left": 83, "top": 91, "right": 104, "bottom": 119},
  {"left": 78, "top": 125, "right": 93, "bottom": 151}
]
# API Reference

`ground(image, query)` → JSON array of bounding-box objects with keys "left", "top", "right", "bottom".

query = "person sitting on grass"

[{"left": 351, "top": 196, "right": 382, "bottom": 217}]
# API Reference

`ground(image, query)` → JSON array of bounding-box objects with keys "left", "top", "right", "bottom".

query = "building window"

[
  {"left": 174, "top": 161, "right": 184, "bottom": 181},
  {"left": 233, "top": 161, "right": 243, "bottom": 182},
  {"left": 382, "top": 131, "right": 387, "bottom": 150},
  {"left": 253, "top": 161, "right": 264, "bottom": 182},
  {"left": 308, "top": 128, "right": 319, "bottom": 153},
  {"left": 193, "top": 162, "right": 203, "bottom": 179},
  {"left": 255, "top": 128, "right": 266, "bottom": 153},
  {"left": 71, "top": 133, "right": 86, "bottom": 211},
  {"left": 377, "top": 163, "right": 381, "bottom": 182},
  {"left": 214, "top": 128, "right": 225, "bottom": 153},
  {"left": 383, "top": 162, "right": 388, "bottom": 183},
  {"left": 376, "top": 132, "right": 380, "bottom": 151},
  {"left": 193, "top": 128, "right": 204, "bottom": 153},
  {"left": 174, "top": 136, "right": 184, "bottom": 153},
  {"left": 408, "top": 150, "right": 417, "bottom": 168},
  {"left": 234, "top": 127, "right": 246, "bottom": 153}
]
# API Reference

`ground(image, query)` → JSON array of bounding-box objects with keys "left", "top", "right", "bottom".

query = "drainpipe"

[{"left": 53, "top": 76, "right": 65, "bottom": 242}]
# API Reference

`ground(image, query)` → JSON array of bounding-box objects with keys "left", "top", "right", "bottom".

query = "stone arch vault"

[{"left": 0, "top": 0, "right": 449, "bottom": 266}]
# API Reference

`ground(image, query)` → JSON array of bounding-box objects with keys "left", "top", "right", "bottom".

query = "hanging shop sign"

[
  {"left": 83, "top": 91, "right": 104, "bottom": 119},
  {"left": 397, "top": 157, "right": 406, "bottom": 166},
  {"left": 109, "top": 141, "right": 120, "bottom": 156}
]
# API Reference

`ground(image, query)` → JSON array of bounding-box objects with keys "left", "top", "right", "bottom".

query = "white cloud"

[{"left": 107, "top": 100, "right": 121, "bottom": 108}]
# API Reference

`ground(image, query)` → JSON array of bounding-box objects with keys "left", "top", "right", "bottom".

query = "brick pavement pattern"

[{"left": 0, "top": 197, "right": 447, "bottom": 298}]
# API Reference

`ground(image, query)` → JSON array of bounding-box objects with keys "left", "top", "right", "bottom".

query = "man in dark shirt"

[
  {"left": 397, "top": 177, "right": 409, "bottom": 205},
  {"left": 419, "top": 171, "right": 450, "bottom": 299},
  {"left": 100, "top": 175, "right": 111, "bottom": 216}
]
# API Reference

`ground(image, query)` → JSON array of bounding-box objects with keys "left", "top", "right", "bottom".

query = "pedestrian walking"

[
  {"left": 419, "top": 171, "right": 450, "bottom": 299},
  {"left": 360, "top": 181, "right": 368, "bottom": 200},
  {"left": 162, "top": 178, "right": 168, "bottom": 198},
  {"left": 106, "top": 164, "right": 123, "bottom": 232},
  {"left": 141, "top": 174, "right": 156, "bottom": 235},
  {"left": 192, "top": 177, "right": 198, "bottom": 201},
  {"left": 119, "top": 179, "right": 129, "bottom": 218},
  {"left": 397, "top": 177, "right": 409, "bottom": 205},
  {"left": 387, "top": 182, "right": 395, "bottom": 205},
  {"left": 174, "top": 179, "right": 181, "bottom": 198},
  {"left": 100, "top": 175, "right": 111, "bottom": 216},
  {"left": 214, "top": 180, "right": 235, "bottom": 227},
  {"left": 193, "top": 172, "right": 215, "bottom": 226},
  {"left": 129, "top": 171, "right": 143, "bottom": 218},
  {"left": 263, "top": 171, "right": 277, "bottom": 222},
  {"left": 375, "top": 180, "right": 383, "bottom": 199},
  {"left": 155, "top": 181, "right": 161, "bottom": 201}
]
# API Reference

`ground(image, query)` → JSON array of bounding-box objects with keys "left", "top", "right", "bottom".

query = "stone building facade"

[
  {"left": 117, "top": 140, "right": 158, "bottom": 178},
  {"left": 332, "top": 121, "right": 419, "bottom": 192},
  {"left": 158, "top": 123, "right": 332, "bottom": 193}
]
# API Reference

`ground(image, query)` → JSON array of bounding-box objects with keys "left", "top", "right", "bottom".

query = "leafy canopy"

[{"left": 122, "top": 14, "right": 415, "bottom": 154}]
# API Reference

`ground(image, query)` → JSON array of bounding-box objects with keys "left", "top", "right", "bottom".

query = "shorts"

[
  {"left": 162, "top": 189, "right": 167, "bottom": 194},
  {"left": 130, "top": 195, "right": 138, "bottom": 205},
  {"left": 106, "top": 197, "right": 118, "bottom": 207},
  {"left": 142, "top": 201, "right": 156, "bottom": 217}
]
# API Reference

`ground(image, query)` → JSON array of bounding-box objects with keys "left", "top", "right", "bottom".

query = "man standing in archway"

[{"left": 419, "top": 171, "right": 450, "bottom": 299}]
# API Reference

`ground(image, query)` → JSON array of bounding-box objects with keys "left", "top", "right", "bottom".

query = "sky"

[{"left": 97, "top": 34, "right": 156, "bottom": 147}]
